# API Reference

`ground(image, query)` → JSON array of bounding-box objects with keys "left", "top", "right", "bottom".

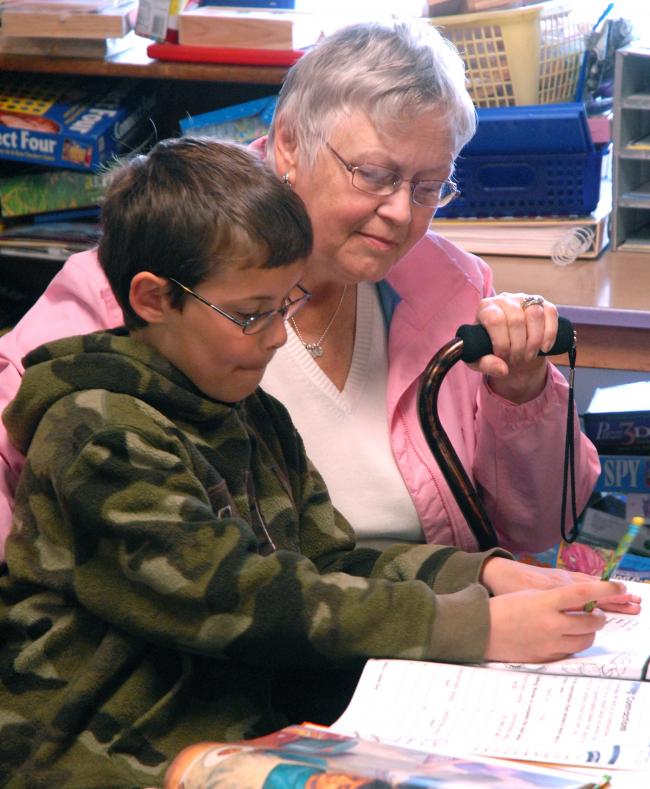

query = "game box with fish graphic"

[{"left": 0, "top": 73, "right": 156, "bottom": 171}]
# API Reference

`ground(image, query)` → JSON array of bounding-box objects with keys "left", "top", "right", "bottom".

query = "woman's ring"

[{"left": 521, "top": 295, "right": 545, "bottom": 311}]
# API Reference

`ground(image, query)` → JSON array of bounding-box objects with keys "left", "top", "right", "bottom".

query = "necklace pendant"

[{"left": 305, "top": 343, "right": 324, "bottom": 358}]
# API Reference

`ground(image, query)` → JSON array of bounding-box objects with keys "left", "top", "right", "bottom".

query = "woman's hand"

[
  {"left": 482, "top": 557, "right": 601, "bottom": 593},
  {"left": 481, "top": 557, "right": 642, "bottom": 613},
  {"left": 471, "top": 291, "right": 558, "bottom": 403}
]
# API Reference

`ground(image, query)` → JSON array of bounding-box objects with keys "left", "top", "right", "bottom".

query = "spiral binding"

[{"left": 551, "top": 226, "right": 595, "bottom": 266}]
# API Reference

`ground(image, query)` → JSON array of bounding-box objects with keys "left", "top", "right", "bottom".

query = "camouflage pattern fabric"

[{"left": 0, "top": 330, "right": 506, "bottom": 787}]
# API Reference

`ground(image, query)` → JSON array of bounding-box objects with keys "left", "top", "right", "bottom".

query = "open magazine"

[{"left": 165, "top": 722, "right": 606, "bottom": 789}]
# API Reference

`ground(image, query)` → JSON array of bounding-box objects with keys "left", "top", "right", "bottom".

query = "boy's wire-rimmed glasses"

[
  {"left": 168, "top": 277, "right": 311, "bottom": 335},
  {"left": 327, "top": 143, "right": 460, "bottom": 208}
]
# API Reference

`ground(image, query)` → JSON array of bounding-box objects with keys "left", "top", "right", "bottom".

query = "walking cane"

[{"left": 417, "top": 317, "right": 577, "bottom": 550}]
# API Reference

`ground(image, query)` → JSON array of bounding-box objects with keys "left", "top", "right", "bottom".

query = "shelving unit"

[
  {"left": 0, "top": 36, "right": 288, "bottom": 327},
  {"left": 0, "top": 35, "right": 288, "bottom": 84},
  {"left": 0, "top": 36, "right": 287, "bottom": 141},
  {"left": 612, "top": 44, "right": 650, "bottom": 252}
]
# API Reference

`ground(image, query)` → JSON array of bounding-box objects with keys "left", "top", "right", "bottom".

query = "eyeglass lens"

[
  {"left": 351, "top": 166, "right": 456, "bottom": 207},
  {"left": 243, "top": 290, "right": 309, "bottom": 335}
]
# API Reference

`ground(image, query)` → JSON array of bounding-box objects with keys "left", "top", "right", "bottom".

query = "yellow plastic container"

[{"left": 431, "top": 1, "right": 589, "bottom": 108}]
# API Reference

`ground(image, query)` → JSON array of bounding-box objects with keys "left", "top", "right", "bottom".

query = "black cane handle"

[{"left": 456, "top": 316, "right": 575, "bottom": 364}]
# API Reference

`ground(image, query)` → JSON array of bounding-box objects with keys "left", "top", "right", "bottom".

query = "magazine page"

[
  {"left": 166, "top": 723, "right": 602, "bottom": 789},
  {"left": 485, "top": 579, "right": 650, "bottom": 681},
  {"left": 330, "top": 659, "right": 650, "bottom": 771}
]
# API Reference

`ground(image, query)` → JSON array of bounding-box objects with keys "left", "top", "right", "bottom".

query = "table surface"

[{"left": 488, "top": 248, "right": 650, "bottom": 330}]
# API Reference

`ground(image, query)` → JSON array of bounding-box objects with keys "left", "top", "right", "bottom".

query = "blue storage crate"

[
  {"left": 438, "top": 145, "right": 608, "bottom": 219},
  {"left": 460, "top": 103, "right": 594, "bottom": 155},
  {"left": 437, "top": 103, "right": 608, "bottom": 218}
]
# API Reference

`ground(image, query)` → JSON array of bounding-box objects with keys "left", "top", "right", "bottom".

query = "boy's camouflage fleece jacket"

[{"left": 0, "top": 330, "right": 507, "bottom": 788}]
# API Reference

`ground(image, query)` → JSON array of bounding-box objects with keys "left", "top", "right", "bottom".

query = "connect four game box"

[{"left": 0, "top": 74, "right": 156, "bottom": 171}]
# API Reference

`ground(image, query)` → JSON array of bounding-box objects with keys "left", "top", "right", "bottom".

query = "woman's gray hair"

[{"left": 267, "top": 21, "right": 477, "bottom": 169}]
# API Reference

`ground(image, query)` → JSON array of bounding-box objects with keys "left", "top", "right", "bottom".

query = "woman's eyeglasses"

[
  {"left": 327, "top": 143, "right": 460, "bottom": 208},
  {"left": 168, "top": 278, "right": 311, "bottom": 335}
]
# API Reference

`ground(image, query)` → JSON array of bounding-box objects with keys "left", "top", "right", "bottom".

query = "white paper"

[
  {"left": 332, "top": 658, "right": 650, "bottom": 770},
  {"left": 587, "top": 381, "right": 650, "bottom": 413},
  {"left": 484, "top": 580, "right": 650, "bottom": 681}
]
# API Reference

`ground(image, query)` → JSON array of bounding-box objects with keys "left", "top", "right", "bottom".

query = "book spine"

[
  {"left": 595, "top": 454, "right": 650, "bottom": 493},
  {"left": 583, "top": 412, "right": 650, "bottom": 455}
]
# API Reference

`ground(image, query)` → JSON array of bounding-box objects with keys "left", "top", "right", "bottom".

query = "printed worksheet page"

[
  {"left": 485, "top": 580, "right": 650, "bottom": 681},
  {"left": 331, "top": 658, "right": 650, "bottom": 770}
]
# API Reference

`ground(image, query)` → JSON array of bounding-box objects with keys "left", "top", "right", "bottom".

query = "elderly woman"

[{"left": 0, "top": 22, "right": 599, "bottom": 560}]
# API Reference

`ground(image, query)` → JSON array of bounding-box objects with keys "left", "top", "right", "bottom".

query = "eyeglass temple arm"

[{"left": 417, "top": 317, "right": 576, "bottom": 551}]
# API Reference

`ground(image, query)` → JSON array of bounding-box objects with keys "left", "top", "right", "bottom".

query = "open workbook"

[
  {"left": 482, "top": 578, "right": 650, "bottom": 682},
  {"left": 331, "top": 580, "right": 650, "bottom": 773},
  {"left": 167, "top": 581, "right": 650, "bottom": 786}
]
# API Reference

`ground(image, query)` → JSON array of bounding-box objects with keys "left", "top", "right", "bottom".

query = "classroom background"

[{"left": 0, "top": 0, "right": 648, "bottom": 560}]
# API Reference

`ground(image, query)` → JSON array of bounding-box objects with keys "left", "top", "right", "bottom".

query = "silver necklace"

[{"left": 290, "top": 285, "right": 348, "bottom": 358}]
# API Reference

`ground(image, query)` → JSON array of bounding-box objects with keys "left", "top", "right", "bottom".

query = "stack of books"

[
  {"left": 142, "top": 0, "right": 322, "bottom": 66},
  {"left": 0, "top": 71, "right": 157, "bottom": 328},
  {"left": 544, "top": 381, "right": 650, "bottom": 582},
  {"left": 518, "top": 381, "right": 650, "bottom": 580},
  {"left": 431, "top": 185, "right": 612, "bottom": 262},
  {"left": 587, "top": 380, "right": 650, "bottom": 526},
  {"left": 0, "top": 0, "right": 140, "bottom": 59}
]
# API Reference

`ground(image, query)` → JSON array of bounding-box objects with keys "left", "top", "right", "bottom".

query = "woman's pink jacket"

[{"left": 0, "top": 234, "right": 600, "bottom": 560}]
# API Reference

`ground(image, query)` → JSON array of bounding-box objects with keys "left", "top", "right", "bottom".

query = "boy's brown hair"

[{"left": 98, "top": 137, "right": 313, "bottom": 328}]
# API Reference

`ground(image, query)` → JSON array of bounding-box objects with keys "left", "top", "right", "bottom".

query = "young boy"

[{"left": 0, "top": 138, "right": 631, "bottom": 788}]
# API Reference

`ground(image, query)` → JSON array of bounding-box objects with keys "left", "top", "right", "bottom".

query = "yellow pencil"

[{"left": 583, "top": 516, "right": 644, "bottom": 612}]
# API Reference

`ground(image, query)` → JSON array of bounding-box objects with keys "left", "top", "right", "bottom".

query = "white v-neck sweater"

[{"left": 261, "top": 282, "right": 422, "bottom": 545}]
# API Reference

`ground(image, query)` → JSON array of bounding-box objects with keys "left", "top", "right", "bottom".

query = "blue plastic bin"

[
  {"left": 436, "top": 103, "right": 608, "bottom": 218},
  {"left": 437, "top": 145, "right": 608, "bottom": 219}
]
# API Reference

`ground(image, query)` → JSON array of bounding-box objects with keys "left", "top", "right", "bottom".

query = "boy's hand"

[{"left": 485, "top": 581, "right": 631, "bottom": 663}]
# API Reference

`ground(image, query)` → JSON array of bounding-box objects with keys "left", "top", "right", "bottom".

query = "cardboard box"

[
  {"left": 136, "top": 0, "right": 193, "bottom": 42},
  {"left": 179, "top": 95, "right": 277, "bottom": 144},
  {"left": 582, "top": 381, "right": 650, "bottom": 455},
  {"left": 0, "top": 168, "right": 111, "bottom": 218},
  {"left": 0, "top": 74, "right": 156, "bottom": 171},
  {"left": 583, "top": 411, "right": 650, "bottom": 455},
  {"left": 595, "top": 455, "right": 650, "bottom": 494}
]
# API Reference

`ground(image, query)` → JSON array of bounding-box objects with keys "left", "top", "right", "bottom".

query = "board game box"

[
  {"left": 0, "top": 73, "right": 156, "bottom": 171},
  {"left": 179, "top": 95, "right": 277, "bottom": 144},
  {"left": 0, "top": 167, "right": 111, "bottom": 217}
]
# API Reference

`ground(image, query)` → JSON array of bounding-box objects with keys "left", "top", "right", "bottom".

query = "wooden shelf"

[
  {"left": 0, "top": 35, "right": 289, "bottom": 139},
  {"left": 0, "top": 36, "right": 288, "bottom": 85}
]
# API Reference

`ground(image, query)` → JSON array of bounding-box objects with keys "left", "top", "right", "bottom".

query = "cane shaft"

[{"left": 418, "top": 338, "right": 498, "bottom": 550}]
